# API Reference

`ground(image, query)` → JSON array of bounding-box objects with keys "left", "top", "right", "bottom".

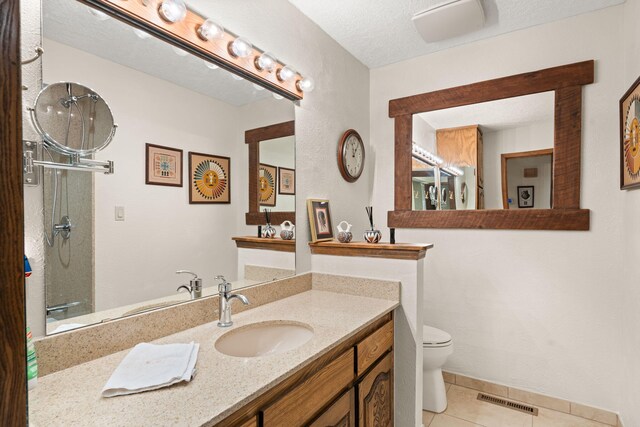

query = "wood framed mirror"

[
  {"left": 245, "top": 121, "right": 296, "bottom": 225},
  {"left": 388, "top": 60, "right": 594, "bottom": 230}
]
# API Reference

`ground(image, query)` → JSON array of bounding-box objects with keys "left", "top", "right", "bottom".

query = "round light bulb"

[
  {"left": 228, "top": 37, "right": 253, "bottom": 58},
  {"left": 158, "top": 0, "right": 187, "bottom": 23},
  {"left": 253, "top": 83, "right": 265, "bottom": 91},
  {"left": 297, "top": 77, "right": 315, "bottom": 92},
  {"left": 255, "top": 52, "right": 277, "bottom": 73},
  {"left": 197, "top": 19, "right": 225, "bottom": 41},
  {"left": 88, "top": 8, "right": 110, "bottom": 21},
  {"left": 277, "top": 65, "right": 296, "bottom": 82},
  {"left": 172, "top": 46, "right": 188, "bottom": 57},
  {"left": 133, "top": 28, "right": 151, "bottom": 39},
  {"left": 203, "top": 60, "right": 219, "bottom": 70}
]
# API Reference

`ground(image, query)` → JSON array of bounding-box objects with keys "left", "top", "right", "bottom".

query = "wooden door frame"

[
  {"left": 501, "top": 148, "right": 554, "bottom": 209},
  {"left": 0, "top": 0, "right": 27, "bottom": 424}
]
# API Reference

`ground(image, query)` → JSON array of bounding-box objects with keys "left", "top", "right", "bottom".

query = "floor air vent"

[{"left": 477, "top": 393, "right": 539, "bottom": 416}]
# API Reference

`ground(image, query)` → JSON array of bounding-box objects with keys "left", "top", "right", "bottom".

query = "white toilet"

[{"left": 422, "top": 325, "right": 453, "bottom": 413}]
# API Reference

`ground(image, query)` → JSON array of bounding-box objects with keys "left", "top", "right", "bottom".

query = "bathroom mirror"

[
  {"left": 34, "top": 0, "right": 296, "bottom": 336},
  {"left": 31, "top": 82, "right": 117, "bottom": 156},
  {"left": 390, "top": 61, "right": 594, "bottom": 230},
  {"left": 245, "top": 121, "right": 296, "bottom": 225},
  {"left": 412, "top": 92, "right": 554, "bottom": 211}
]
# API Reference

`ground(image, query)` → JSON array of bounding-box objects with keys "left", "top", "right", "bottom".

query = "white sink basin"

[{"left": 215, "top": 321, "right": 314, "bottom": 357}]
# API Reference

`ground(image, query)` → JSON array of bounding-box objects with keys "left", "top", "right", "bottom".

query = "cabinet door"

[
  {"left": 358, "top": 352, "right": 393, "bottom": 427},
  {"left": 236, "top": 417, "right": 257, "bottom": 427},
  {"left": 309, "top": 388, "right": 355, "bottom": 427}
]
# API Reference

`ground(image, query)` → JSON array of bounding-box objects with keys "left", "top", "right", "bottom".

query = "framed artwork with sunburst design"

[
  {"left": 259, "top": 163, "right": 277, "bottom": 207},
  {"left": 188, "top": 152, "right": 231, "bottom": 204},
  {"left": 621, "top": 75, "right": 640, "bottom": 189}
]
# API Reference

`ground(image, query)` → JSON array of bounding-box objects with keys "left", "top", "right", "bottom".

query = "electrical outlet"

[{"left": 115, "top": 206, "right": 125, "bottom": 221}]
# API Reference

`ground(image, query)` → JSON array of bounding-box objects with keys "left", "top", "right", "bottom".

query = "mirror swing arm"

[{"left": 388, "top": 60, "right": 595, "bottom": 231}]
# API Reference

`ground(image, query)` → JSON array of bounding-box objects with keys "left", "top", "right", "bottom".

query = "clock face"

[{"left": 339, "top": 130, "right": 365, "bottom": 182}]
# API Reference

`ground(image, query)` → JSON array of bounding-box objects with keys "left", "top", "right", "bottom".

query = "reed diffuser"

[
  {"left": 262, "top": 209, "right": 276, "bottom": 238},
  {"left": 364, "top": 206, "right": 382, "bottom": 243}
]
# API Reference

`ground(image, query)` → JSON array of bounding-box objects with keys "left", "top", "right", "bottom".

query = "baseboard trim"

[{"left": 442, "top": 371, "right": 619, "bottom": 426}]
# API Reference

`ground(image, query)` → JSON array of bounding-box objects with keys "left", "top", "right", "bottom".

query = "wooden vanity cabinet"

[{"left": 223, "top": 315, "right": 394, "bottom": 427}]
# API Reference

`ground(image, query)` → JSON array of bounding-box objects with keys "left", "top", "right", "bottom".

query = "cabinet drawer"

[
  {"left": 309, "top": 388, "right": 355, "bottom": 427},
  {"left": 262, "top": 348, "right": 355, "bottom": 426},
  {"left": 356, "top": 320, "right": 393, "bottom": 376}
]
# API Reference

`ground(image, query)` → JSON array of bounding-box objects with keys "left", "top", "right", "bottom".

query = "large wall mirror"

[
  {"left": 390, "top": 61, "right": 594, "bottom": 230},
  {"left": 29, "top": 0, "right": 297, "bottom": 336}
]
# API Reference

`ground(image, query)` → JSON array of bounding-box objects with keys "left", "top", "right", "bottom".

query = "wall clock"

[{"left": 338, "top": 129, "right": 365, "bottom": 182}]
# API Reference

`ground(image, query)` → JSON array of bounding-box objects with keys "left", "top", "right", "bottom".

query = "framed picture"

[
  {"left": 620, "top": 75, "right": 640, "bottom": 189},
  {"left": 278, "top": 167, "right": 295, "bottom": 195},
  {"left": 517, "top": 186, "right": 534, "bottom": 208},
  {"left": 259, "top": 163, "right": 277, "bottom": 207},
  {"left": 145, "top": 143, "right": 183, "bottom": 187},
  {"left": 188, "top": 152, "right": 230, "bottom": 204},
  {"left": 307, "top": 199, "right": 333, "bottom": 242}
]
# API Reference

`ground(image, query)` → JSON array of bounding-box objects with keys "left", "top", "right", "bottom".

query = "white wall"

[
  {"left": 371, "top": 5, "right": 627, "bottom": 413},
  {"left": 483, "top": 120, "right": 554, "bottom": 209},
  {"left": 620, "top": 0, "right": 640, "bottom": 424},
  {"left": 259, "top": 135, "right": 295, "bottom": 212}
]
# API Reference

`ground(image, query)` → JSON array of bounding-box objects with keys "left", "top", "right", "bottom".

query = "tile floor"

[{"left": 422, "top": 384, "right": 613, "bottom": 427}]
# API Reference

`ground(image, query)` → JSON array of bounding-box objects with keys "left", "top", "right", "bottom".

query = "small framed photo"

[
  {"left": 620, "top": 75, "right": 640, "bottom": 189},
  {"left": 307, "top": 199, "right": 333, "bottom": 242},
  {"left": 188, "top": 152, "right": 230, "bottom": 204},
  {"left": 517, "top": 186, "right": 535, "bottom": 208},
  {"left": 145, "top": 143, "right": 183, "bottom": 187},
  {"left": 278, "top": 167, "right": 295, "bottom": 195},
  {"left": 259, "top": 163, "right": 277, "bottom": 207}
]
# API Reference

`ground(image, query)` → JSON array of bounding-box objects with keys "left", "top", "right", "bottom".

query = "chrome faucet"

[
  {"left": 216, "top": 275, "right": 249, "bottom": 327},
  {"left": 176, "top": 270, "right": 203, "bottom": 299}
]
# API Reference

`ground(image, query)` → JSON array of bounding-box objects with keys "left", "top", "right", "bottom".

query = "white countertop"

[{"left": 30, "top": 290, "right": 398, "bottom": 426}]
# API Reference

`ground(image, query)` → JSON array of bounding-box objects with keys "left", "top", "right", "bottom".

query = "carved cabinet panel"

[{"left": 358, "top": 351, "right": 393, "bottom": 427}]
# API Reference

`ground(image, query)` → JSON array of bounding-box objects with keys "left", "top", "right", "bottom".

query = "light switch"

[{"left": 115, "top": 206, "right": 125, "bottom": 221}]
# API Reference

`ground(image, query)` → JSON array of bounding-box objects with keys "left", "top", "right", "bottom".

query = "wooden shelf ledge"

[
  {"left": 233, "top": 236, "right": 295, "bottom": 253},
  {"left": 309, "top": 240, "right": 433, "bottom": 261}
]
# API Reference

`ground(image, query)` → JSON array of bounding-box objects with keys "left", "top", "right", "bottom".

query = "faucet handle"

[
  {"left": 176, "top": 270, "right": 198, "bottom": 279},
  {"left": 215, "top": 275, "right": 231, "bottom": 292}
]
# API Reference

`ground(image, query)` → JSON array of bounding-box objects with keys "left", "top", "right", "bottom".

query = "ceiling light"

[
  {"left": 203, "top": 60, "right": 219, "bottom": 70},
  {"left": 158, "top": 0, "right": 187, "bottom": 23},
  {"left": 88, "top": 8, "right": 110, "bottom": 21},
  {"left": 296, "top": 77, "right": 315, "bottom": 92},
  {"left": 197, "top": 19, "right": 224, "bottom": 41},
  {"left": 228, "top": 37, "right": 253, "bottom": 58},
  {"left": 255, "top": 52, "right": 277, "bottom": 73},
  {"left": 412, "top": 0, "right": 484, "bottom": 43},
  {"left": 277, "top": 65, "right": 296, "bottom": 82}
]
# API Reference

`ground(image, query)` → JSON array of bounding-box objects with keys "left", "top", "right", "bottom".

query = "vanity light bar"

[
  {"left": 412, "top": 143, "right": 443, "bottom": 166},
  {"left": 84, "top": 0, "right": 313, "bottom": 100},
  {"left": 442, "top": 165, "right": 464, "bottom": 176}
]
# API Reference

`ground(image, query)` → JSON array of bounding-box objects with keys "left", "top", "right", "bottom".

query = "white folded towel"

[{"left": 102, "top": 342, "right": 199, "bottom": 397}]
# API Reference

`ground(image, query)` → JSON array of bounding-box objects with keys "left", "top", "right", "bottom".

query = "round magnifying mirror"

[{"left": 31, "top": 82, "right": 116, "bottom": 156}]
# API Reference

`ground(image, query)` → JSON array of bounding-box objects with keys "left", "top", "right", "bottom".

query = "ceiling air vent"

[
  {"left": 477, "top": 393, "right": 539, "bottom": 416},
  {"left": 412, "top": 0, "right": 485, "bottom": 43}
]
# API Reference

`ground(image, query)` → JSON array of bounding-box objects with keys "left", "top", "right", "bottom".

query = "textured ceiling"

[
  {"left": 287, "top": 0, "right": 625, "bottom": 68},
  {"left": 417, "top": 91, "right": 554, "bottom": 132},
  {"left": 43, "top": 0, "right": 273, "bottom": 106}
]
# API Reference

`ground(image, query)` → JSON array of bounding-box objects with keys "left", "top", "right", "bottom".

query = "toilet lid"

[{"left": 423, "top": 325, "right": 452, "bottom": 345}]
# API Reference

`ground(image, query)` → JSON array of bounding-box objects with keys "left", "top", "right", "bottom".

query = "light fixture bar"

[{"left": 78, "top": 0, "right": 309, "bottom": 100}]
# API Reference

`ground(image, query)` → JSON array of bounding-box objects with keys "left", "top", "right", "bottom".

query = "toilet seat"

[{"left": 423, "top": 325, "right": 452, "bottom": 347}]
